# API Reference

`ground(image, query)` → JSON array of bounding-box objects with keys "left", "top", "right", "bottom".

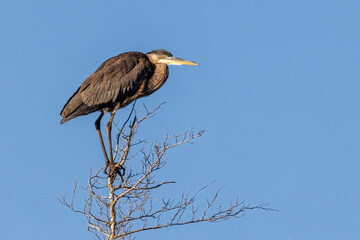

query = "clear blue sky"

[{"left": 1, "top": 0, "right": 359, "bottom": 239}]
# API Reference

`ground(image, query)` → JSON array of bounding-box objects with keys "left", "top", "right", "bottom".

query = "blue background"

[{"left": 1, "top": 0, "right": 359, "bottom": 239}]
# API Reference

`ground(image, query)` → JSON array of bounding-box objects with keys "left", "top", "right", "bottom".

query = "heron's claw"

[
  {"left": 107, "top": 163, "right": 126, "bottom": 183},
  {"left": 115, "top": 165, "right": 126, "bottom": 177},
  {"left": 103, "top": 163, "right": 109, "bottom": 174}
]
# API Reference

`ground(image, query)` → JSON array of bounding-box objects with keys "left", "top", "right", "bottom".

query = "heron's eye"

[{"left": 161, "top": 55, "right": 166, "bottom": 59}]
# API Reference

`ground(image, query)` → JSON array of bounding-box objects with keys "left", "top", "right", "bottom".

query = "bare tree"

[{"left": 60, "top": 104, "right": 270, "bottom": 240}]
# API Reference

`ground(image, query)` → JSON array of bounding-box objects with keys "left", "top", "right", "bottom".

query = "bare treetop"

[{"left": 60, "top": 105, "right": 271, "bottom": 240}]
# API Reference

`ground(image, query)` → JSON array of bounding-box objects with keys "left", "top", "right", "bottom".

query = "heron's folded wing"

[{"left": 81, "top": 53, "right": 151, "bottom": 106}]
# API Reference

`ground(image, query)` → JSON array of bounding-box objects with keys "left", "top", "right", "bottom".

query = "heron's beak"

[{"left": 160, "top": 56, "right": 199, "bottom": 66}]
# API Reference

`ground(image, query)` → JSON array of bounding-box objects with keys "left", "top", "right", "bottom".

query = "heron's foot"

[
  {"left": 115, "top": 165, "right": 126, "bottom": 177},
  {"left": 108, "top": 163, "right": 126, "bottom": 183}
]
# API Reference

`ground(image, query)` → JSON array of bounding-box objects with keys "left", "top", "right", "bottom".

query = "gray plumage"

[{"left": 60, "top": 50, "right": 173, "bottom": 123}]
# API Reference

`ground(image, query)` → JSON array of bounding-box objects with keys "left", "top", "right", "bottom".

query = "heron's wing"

[
  {"left": 60, "top": 86, "right": 81, "bottom": 117},
  {"left": 80, "top": 52, "right": 152, "bottom": 106}
]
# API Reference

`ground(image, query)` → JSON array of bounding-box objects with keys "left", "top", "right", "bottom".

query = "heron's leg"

[
  {"left": 95, "top": 112, "right": 110, "bottom": 173},
  {"left": 106, "top": 110, "right": 117, "bottom": 166}
]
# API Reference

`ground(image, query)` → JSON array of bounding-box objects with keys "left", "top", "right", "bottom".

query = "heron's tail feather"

[
  {"left": 60, "top": 103, "right": 100, "bottom": 124},
  {"left": 60, "top": 89, "right": 100, "bottom": 124}
]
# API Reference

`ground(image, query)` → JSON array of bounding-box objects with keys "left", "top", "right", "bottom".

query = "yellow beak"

[{"left": 160, "top": 56, "right": 199, "bottom": 66}]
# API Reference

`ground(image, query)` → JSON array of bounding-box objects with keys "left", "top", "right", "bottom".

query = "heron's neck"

[{"left": 148, "top": 64, "right": 169, "bottom": 92}]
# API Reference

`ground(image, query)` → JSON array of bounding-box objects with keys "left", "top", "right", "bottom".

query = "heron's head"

[{"left": 146, "top": 49, "right": 198, "bottom": 66}]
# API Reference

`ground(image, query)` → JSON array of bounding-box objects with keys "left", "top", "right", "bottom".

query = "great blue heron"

[{"left": 60, "top": 49, "right": 198, "bottom": 172}]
